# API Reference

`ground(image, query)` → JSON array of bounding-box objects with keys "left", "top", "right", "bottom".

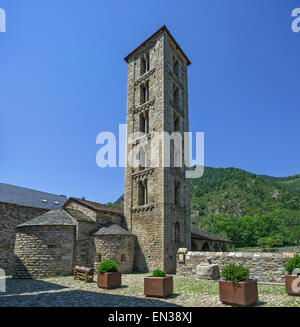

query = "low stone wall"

[
  {"left": 176, "top": 250, "right": 295, "bottom": 283},
  {"left": 236, "top": 246, "right": 300, "bottom": 254}
]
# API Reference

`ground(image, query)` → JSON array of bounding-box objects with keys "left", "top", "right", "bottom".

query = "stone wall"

[
  {"left": 13, "top": 225, "right": 75, "bottom": 278},
  {"left": 124, "top": 28, "right": 191, "bottom": 273},
  {"left": 176, "top": 250, "right": 296, "bottom": 283},
  {"left": 91, "top": 234, "right": 135, "bottom": 273},
  {"left": 0, "top": 202, "right": 47, "bottom": 274}
]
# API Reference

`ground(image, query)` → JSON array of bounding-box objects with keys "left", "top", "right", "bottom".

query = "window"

[
  {"left": 138, "top": 180, "right": 148, "bottom": 206},
  {"left": 139, "top": 111, "right": 149, "bottom": 134},
  {"left": 174, "top": 116, "right": 179, "bottom": 132},
  {"left": 141, "top": 52, "right": 150, "bottom": 75},
  {"left": 173, "top": 85, "right": 179, "bottom": 107},
  {"left": 121, "top": 254, "right": 127, "bottom": 262},
  {"left": 174, "top": 181, "right": 180, "bottom": 206},
  {"left": 95, "top": 253, "right": 101, "bottom": 262},
  {"left": 140, "top": 82, "right": 149, "bottom": 104},
  {"left": 173, "top": 56, "right": 179, "bottom": 76},
  {"left": 175, "top": 222, "right": 180, "bottom": 243}
]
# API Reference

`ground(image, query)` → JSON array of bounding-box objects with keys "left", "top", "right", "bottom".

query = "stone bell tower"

[{"left": 124, "top": 26, "right": 191, "bottom": 273}]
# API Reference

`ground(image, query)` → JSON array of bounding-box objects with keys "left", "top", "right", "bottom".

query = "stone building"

[
  {"left": 13, "top": 198, "right": 134, "bottom": 278},
  {"left": 3, "top": 26, "right": 233, "bottom": 279},
  {"left": 0, "top": 183, "right": 67, "bottom": 274}
]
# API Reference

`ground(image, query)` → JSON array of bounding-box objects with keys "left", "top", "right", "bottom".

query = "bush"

[
  {"left": 97, "top": 260, "right": 119, "bottom": 273},
  {"left": 153, "top": 269, "right": 166, "bottom": 277},
  {"left": 284, "top": 254, "right": 300, "bottom": 275},
  {"left": 221, "top": 264, "right": 250, "bottom": 282}
]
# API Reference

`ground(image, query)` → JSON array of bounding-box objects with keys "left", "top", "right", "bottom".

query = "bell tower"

[{"left": 124, "top": 26, "right": 191, "bottom": 273}]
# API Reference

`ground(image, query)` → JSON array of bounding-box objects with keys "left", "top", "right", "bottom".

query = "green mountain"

[
  {"left": 260, "top": 173, "right": 300, "bottom": 195},
  {"left": 191, "top": 167, "right": 300, "bottom": 225},
  {"left": 111, "top": 167, "right": 300, "bottom": 248}
]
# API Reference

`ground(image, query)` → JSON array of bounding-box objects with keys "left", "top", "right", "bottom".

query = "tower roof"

[{"left": 124, "top": 25, "right": 191, "bottom": 66}]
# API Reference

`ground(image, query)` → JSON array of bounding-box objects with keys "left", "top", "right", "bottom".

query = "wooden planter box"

[
  {"left": 97, "top": 272, "right": 121, "bottom": 289},
  {"left": 144, "top": 275, "right": 173, "bottom": 298},
  {"left": 219, "top": 279, "right": 258, "bottom": 306},
  {"left": 285, "top": 275, "right": 300, "bottom": 296}
]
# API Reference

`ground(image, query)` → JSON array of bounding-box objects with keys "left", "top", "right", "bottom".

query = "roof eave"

[{"left": 124, "top": 25, "right": 191, "bottom": 66}]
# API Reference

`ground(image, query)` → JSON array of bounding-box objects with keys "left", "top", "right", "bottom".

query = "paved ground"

[{"left": 0, "top": 274, "right": 299, "bottom": 307}]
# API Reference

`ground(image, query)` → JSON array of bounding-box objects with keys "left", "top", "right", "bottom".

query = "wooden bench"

[{"left": 74, "top": 266, "right": 94, "bottom": 283}]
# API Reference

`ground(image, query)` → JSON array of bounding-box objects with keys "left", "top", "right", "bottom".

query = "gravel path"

[{"left": 0, "top": 274, "right": 299, "bottom": 307}]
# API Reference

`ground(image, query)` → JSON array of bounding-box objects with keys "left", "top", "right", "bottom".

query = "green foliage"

[
  {"left": 113, "top": 167, "right": 300, "bottom": 249},
  {"left": 257, "top": 234, "right": 284, "bottom": 248},
  {"left": 284, "top": 254, "right": 300, "bottom": 275},
  {"left": 97, "top": 260, "right": 119, "bottom": 273},
  {"left": 191, "top": 167, "right": 300, "bottom": 222},
  {"left": 221, "top": 264, "right": 250, "bottom": 282},
  {"left": 200, "top": 209, "right": 300, "bottom": 248},
  {"left": 153, "top": 269, "right": 166, "bottom": 277}
]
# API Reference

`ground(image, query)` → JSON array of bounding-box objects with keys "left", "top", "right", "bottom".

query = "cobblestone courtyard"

[{"left": 0, "top": 274, "right": 299, "bottom": 307}]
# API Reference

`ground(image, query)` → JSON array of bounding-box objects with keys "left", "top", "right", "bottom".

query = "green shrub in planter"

[
  {"left": 97, "top": 260, "right": 119, "bottom": 273},
  {"left": 221, "top": 264, "right": 250, "bottom": 282},
  {"left": 284, "top": 254, "right": 300, "bottom": 275},
  {"left": 153, "top": 269, "right": 166, "bottom": 277}
]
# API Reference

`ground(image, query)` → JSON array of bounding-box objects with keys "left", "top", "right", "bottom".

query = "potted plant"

[
  {"left": 97, "top": 260, "right": 121, "bottom": 289},
  {"left": 144, "top": 269, "right": 173, "bottom": 298},
  {"left": 284, "top": 254, "right": 300, "bottom": 296},
  {"left": 219, "top": 264, "right": 258, "bottom": 306}
]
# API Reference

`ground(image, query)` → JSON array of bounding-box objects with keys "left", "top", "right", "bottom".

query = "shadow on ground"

[
  {"left": 3, "top": 278, "right": 68, "bottom": 295},
  {"left": 0, "top": 278, "right": 180, "bottom": 307}
]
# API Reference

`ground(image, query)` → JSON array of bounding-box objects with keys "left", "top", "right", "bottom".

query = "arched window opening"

[
  {"left": 95, "top": 253, "right": 101, "bottom": 262},
  {"left": 121, "top": 254, "right": 127, "bottom": 262},
  {"left": 138, "top": 179, "right": 148, "bottom": 206},
  {"left": 141, "top": 52, "right": 150, "bottom": 75},
  {"left": 140, "top": 82, "right": 149, "bottom": 104},
  {"left": 175, "top": 222, "right": 180, "bottom": 243}
]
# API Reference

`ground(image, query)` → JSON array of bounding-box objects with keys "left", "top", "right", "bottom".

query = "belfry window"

[
  {"left": 173, "top": 56, "right": 179, "bottom": 76},
  {"left": 173, "top": 85, "right": 179, "bottom": 107},
  {"left": 175, "top": 222, "right": 180, "bottom": 243},
  {"left": 141, "top": 52, "right": 150, "bottom": 75},
  {"left": 174, "top": 115, "right": 179, "bottom": 132},
  {"left": 140, "top": 82, "right": 149, "bottom": 104},
  {"left": 139, "top": 111, "right": 149, "bottom": 134},
  {"left": 138, "top": 179, "right": 148, "bottom": 206},
  {"left": 174, "top": 181, "right": 180, "bottom": 206}
]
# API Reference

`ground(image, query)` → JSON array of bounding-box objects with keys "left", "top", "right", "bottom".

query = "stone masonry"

[
  {"left": 176, "top": 250, "right": 297, "bottom": 283},
  {"left": 124, "top": 26, "right": 191, "bottom": 273},
  {"left": 0, "top": 202, "right": 47, "bottom": 274}
]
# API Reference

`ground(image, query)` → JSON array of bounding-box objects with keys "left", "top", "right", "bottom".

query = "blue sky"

[{"left": 0, "top": 0, "right": 300, "bottom": 203}]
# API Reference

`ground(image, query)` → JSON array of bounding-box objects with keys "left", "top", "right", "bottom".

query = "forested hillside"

[
  {"left": 191, "top": 167, "right": 300, "bottom": 248},
  {"left": 111, "top": 167, "right": 300, "bottom": 248}
]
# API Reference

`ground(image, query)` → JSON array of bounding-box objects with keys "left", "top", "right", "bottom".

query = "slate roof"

[
  {"left": 191, "top": 225, "right": 233, "bottom": 243},
  {"left": 64, "top": 197, "right": 123, "bottom": 215},
  {"left": 17, "top": 209, "right": 76, "bottom": 227},
  {"left": 0, "top": 183, "right": 67, "bottom": 209},
  {"left": 91, "top": 221, "right": 131, "bottom": 236}
]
